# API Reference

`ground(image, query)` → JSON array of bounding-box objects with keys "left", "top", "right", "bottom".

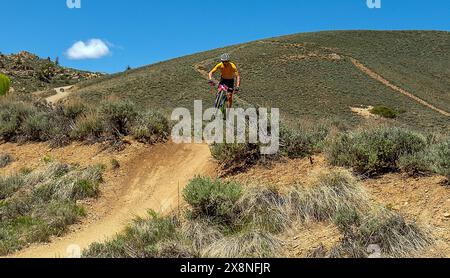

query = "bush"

[
  {"left": 71, "top": 112, "right": 104, "bottom": 141},
  {"left": 99, "top": 100, "right": 138, "bottom": 137},
  {"left": 37, "top": 164, "right": 104, "bottom": 201},
  {"left": 20, "top": 112, "right": 52, "bottom": 141},
  {"left": 183, "top": 177, "right": 243, "bottom": 225},
  {"left": 83, "top": 211, "right": 177, "bottom": 258},
  {"left": 0, "top": 175, "right": 25, "bottom": 199},
  {"left": 111, "top": 159, "right": 120, "bottom": 170},
  {"left": 0, "top": 163, "right": 104, "bottom": 255},
  {"left": 234, "top": 186, "right": 289, "bottom": 233},
  {"left": 289, "top": 169, "right": 370, "bottom": 221},
  {"left": 180, "top": 219, "right": 223, "bottom": 255},
  {"left": 325, "top": 127, "right": 427, "bottom": 176},
  {"left": 61, "top": 101, "right": 86, "bottom": 120},
  {"left": 429, "top": 138, "right": 450, "bottom": 181},
  {"left": 398, "top": 152, "right": 432, "bottom": 177},
  {"left": 0, "top": 73, "right": 10, "bottom": 96},
  {"left": 201, "top": 229, "right": 281, "bottom": 258},
  {"left": 331, "top": 207, "right": 431, "bottom": 258},
  {"left": 131, "top": 111, "right": 170, "bottom": 144},
  {"left": 0, "top": 101, "right": 36, "bottom": 141},
  {"left": 0, "top": 153, "right": 13, "bottom": 168},
  {"left": 280, "top": 123, "right": 330, "bottom": 159},
  {"left": 210, "top": 143, "right": 261, "bottom": 174},
  {"left": 370, "top": 105, "right": 399, "bottom": 119}
]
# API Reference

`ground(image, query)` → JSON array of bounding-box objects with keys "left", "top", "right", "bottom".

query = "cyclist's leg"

[
  {"left": 222, "top": 78, "right": 235, "bottom": 108},
  {"left": 227, "top": 92, "right": 233, "bottom": 108}
]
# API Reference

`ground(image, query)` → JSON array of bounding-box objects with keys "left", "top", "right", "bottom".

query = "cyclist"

[{"left": 208, "top": 53, "right": 241, "bottom": 108}]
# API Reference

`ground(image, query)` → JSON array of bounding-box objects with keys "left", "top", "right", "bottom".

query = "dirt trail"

[
  {"left": 45, "top": 85, "right": 75, "bottom": 104},
  {"left": 257, "top": 39, "right": 449, "bottom": 117},
  {"left": 349, "top": 58, "right": 450, "bottom": 117},
  {"left": 9, "top": 143, "right": 213, "bottom": 258}
]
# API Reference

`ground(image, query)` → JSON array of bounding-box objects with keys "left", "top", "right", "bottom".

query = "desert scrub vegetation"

[
  {"left": 428, "top": 138, "right": 450, "bottom": 182},
  {"left": 99, "top": 100, "right": 138, "bottom": 138},
  {"left": 0, "top": 98, "right": 171, "bottom": 148},
  {"left": 288, "top": 169, "right": 370, "bottom": 222},
  {"left": 83, "top": 211, "right": 183, "bottom": 258},
  {"left": 83, "top": 169, "right": 429, "bottom": 258},
  {"left": 0, "top": 73, "right": 11, "bottom": 96},
  {"left": 325, "top": 127, "right": 428, "bottom": 176},
  {"left": 211, "top": 122, "right": 331, "bottom": 174},
  {"left": 183, "top": 177, "right": 243, "bottom": 227},
  {"left": 369, "top": 105, "right": 401, "bottom": 119},
  {"left": 0, "top": 153, "right": 13, "bottom": 168},
  {"left": 0, "top": 162, "right": 104, "bottom": 255},
  {"left": 330, "top": 207, "right": 431, "bottom": 258},
  {"left": 279, "top": 122, "right": 330, "bottom": 159},
  {"left": 131, "top": 111, "right": 170, "bottom": 144}
]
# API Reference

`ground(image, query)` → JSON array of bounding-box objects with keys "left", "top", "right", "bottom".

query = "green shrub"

[
  {"left": 201, "top": 229, "right": 281, "bottom": 258},
  {"left": 71, "top": 112, "right": 104, "bottom": 140},
  {"left": 180, "top": 219, "right": 223, "bottom": 255},
  {"left": 61, "top": 101, "right": 86, "bottom": 120},
  {"left": 332, "top": 207, "right": 431, "bottom": 258},
  {"left": 0, "top": 73, "right": 10, "bottom": 96},
  {"left": 429, "top": 138, "right": 450, "bottom": 181},
  {"left": 131, "top": 111, "right": 170, "bottom": 144},
  {"left": 289, "top": 169, "right": 370, "bottom": 221},
  {"left": 280, "top": 123, "right": 330, "bottom": 158},
  {"left": 0, "top": 153, "right": 13, "bottom": 168},
  {"left": 210, "top": 143, "right": 261, "bottom": 174},
  {"left": 325, "top": 127, "right": 427, "bottom": 176},
  {"left": 234, "top": 186, "right": 289, "bottom": 233},
  {"left": 398, "top": 152, "right": 432, "bottom": 177},
  {"left": 33, "top": 200, "right": 85, "bottom": 239},
  {"left": 99, "top": 100, "right": 138, "bottom": 137},
  {"left": 370, "top": 105, "right": 399, "bottom": 119},
  {"left": 0, "top": 175, "right": 25, "bottom": 199},
  {"left": 83, "top": 211, "right": 177, "bottom": 258},
  {"left": 0, "top": 102, "right": 36, "bottom": 141},
  {"left": 111, "top": 159, "right": 120, "bottom": 170},
  {"left": 0, "top": 163, "right": 104, "bottom": 255},
  {"left": 183, "top": 177, "right": 243, "bottom": 225},
  {"left": 21, "top": 112, "right": 52, "bottom": 141},
  {"left": 37, "top": 164, "right": 104, "bottom": 201}
]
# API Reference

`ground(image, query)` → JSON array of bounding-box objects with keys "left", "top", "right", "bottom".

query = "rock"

[{"left": 444, "top": 213, "right": 450, "bottom": 219}]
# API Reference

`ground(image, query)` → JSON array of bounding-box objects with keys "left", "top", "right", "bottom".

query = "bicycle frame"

[{"left": 214, "top": 84, "right": 229, "bottom": 111}]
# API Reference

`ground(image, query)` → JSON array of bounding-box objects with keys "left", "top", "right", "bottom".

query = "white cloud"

[{"left": 67, "top": 39, "right": 111, "bottom": 60}]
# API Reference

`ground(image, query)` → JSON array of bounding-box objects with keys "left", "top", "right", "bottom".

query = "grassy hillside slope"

[
  {"left": 0, "top": 51, "right": 102, "bottom": 94},
  {"left": 73, "top": 31, "right": 450, "bottom": 132}
]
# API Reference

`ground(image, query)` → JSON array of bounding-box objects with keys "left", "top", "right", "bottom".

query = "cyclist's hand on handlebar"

[{"left": 208, "top": 80, "right": 216, "bottom": 86}]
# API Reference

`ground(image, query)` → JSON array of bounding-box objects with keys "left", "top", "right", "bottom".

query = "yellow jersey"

[{"left": 211, "top": 62, "right": 239, "bottom": 79}]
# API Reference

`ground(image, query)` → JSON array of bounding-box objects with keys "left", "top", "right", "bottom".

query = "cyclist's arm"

[
  {"left": 235, "top": 67, "right": 241, "bottom": 87},
  {"left": 208, "top": 64, "right": 220, "bottom": 80},
  {"left": 208, "top": 70, "right": 215, "bottom": 81}
]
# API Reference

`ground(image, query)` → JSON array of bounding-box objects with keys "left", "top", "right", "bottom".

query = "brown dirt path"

[
  {"left": 349, "top": 58, "right": 450, "bottom": 117},
  {"left": 6, "top": 142, "right": 213, "bottom": 258},
  {"left": 45, "top": 86, "right": 75, "bottom": 104}
]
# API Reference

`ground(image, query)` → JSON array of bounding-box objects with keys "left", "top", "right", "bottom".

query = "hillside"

[
  {"left": 0, "top": 51, "right": 103, "bottom": 94},
  {"left": 72, "top": 30, "right": 450, "bottom": 132}
]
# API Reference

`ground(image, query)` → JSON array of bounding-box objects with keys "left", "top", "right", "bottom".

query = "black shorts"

[{"left": 219, "top": 78, "right": 235, "bottom": 93}]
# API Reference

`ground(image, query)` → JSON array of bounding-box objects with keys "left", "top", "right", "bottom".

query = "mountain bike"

[{"left": 213, "top": 83, "right": 230, "bottom": 116}]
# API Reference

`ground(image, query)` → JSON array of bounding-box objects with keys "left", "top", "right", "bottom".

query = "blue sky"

[{"left": 2, "top": 0, "right": 449, "bottom": 73}]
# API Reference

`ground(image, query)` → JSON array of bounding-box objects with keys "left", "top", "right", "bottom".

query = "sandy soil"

[
  {"left": 231, "top": 156, "right": 450, "bottom": 257},
  {"left": 1, "top": 141, "right": 215, "bottom": 258}
]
